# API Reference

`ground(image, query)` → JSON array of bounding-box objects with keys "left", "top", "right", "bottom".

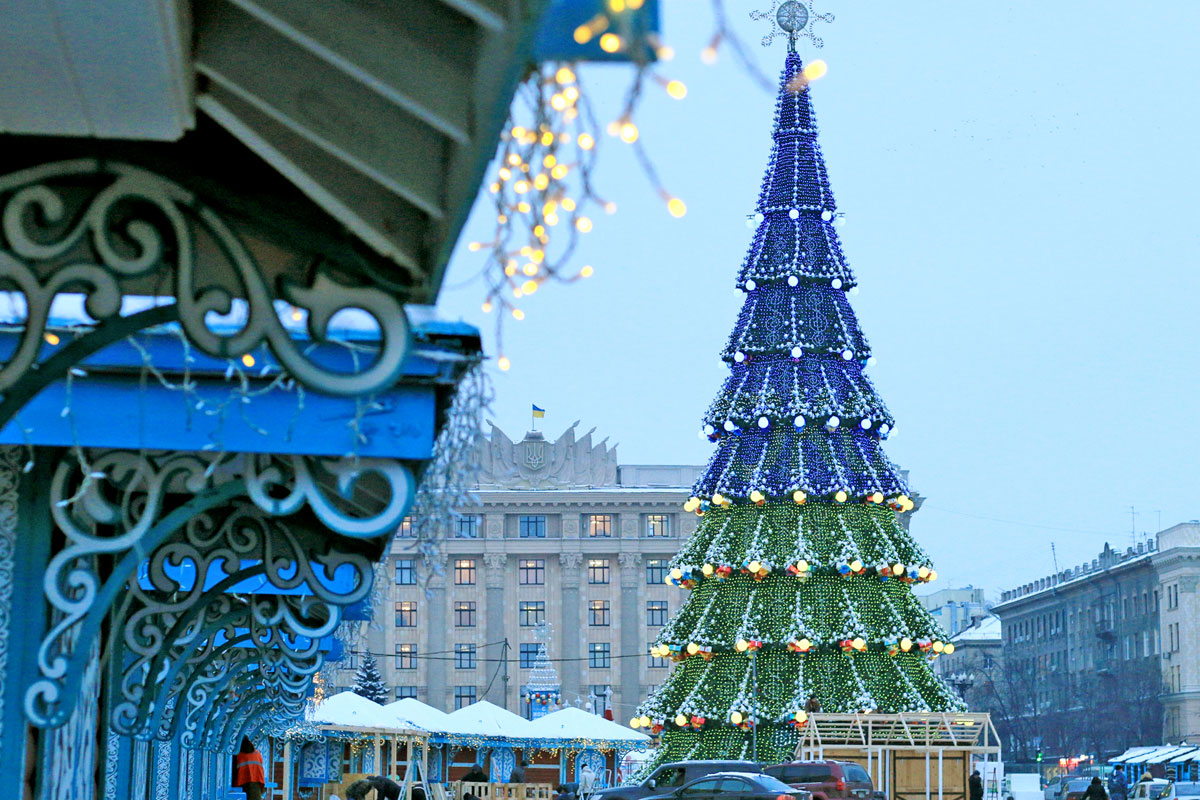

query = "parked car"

[
  {"left": 661, "top": 772, "right": 813, "bottom": 800},
  {"left": 1045, "top": 777, "right": 1067, "bottom": 800},
  {"left": 764, "top": 761, "right": 875, "bottom": 800},
  {"left": 595, "top": 761, "right": 763, "bottom": 800},
  {"left": 1062, "top": 778, "right": 1100, "bottom": 800},
  {"left": 1131, "top": 780, "right": 1175, "bottom": 800},
  {"left": 1172, "top": 782, "right": 1200, "bottom": 799}
]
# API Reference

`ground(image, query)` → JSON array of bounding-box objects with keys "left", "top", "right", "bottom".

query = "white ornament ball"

[
  {"left": 849, "top": 286, "right": 859, "bottom": 296},
  {"left": 831, "top": 278, "right": 843, "bottom": 289},
  {"left": 879, "top": 423, "right": 891, "bottom": 435},
  {"left": 787, "top": 275, "right": 799, "bottom": 287},
  {"left": 841, "top": 349, "right": 854, "bottom": 361},
  {"left": 734, "top": 351, "right": 746, "bottom": 363},
  {"left": 867, "top": 356, "right": 877, "bottom": 367},
  {"left": 860, "top": 418, "right": 872, "bottom": 430},
  {"left": 745, "top": 279, "right": 757, "bottom": 291},
  {"left": 723, "top": 420, "right": 736, "bottom": 432},
  {"left": 757, "top": 416, "right": 769, "bottom": 429},
  {"left": 788, "top": 209, "right": 800, "bottom": 220},
  {"left": 790, "top": 346, "right": 803, "bottom": 358},
  {"left": 793, "top": 415, "right": 806, "bottom": 428},
  {"left": 754, "top": 212, "right": 764, "bottom": 223},
  {"left": 827, "top": 415, "right": 840, "bottom": 429},
  {"left": 821, "top": 209, "right": 833, "bottom": 221},
  {"left": 704, "top": 424, "right": 715, "bottom": 436}
]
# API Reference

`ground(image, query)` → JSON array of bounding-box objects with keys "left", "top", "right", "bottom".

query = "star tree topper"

[{"left": 751, "top": 0, "right": 834, "bottom": 49}]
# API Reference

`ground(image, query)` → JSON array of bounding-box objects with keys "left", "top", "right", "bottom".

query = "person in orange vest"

[{"left": 232, "top": 736, "right": 267, "bottom": 800}]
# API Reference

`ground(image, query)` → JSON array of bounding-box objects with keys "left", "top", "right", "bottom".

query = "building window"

[
  {"left": 396, "top": 686, "right": 418, "bottom": 700},
  {"left": 589, "top": 642, "right": 611, "bottom": 668},
  {"left": 588, "top": 559, "right": 610, "bottom": 584},
  {"left": 396, "top": 643, "right": 417, "bottom": 670},
  {"left": 395, "top": 601, "right": 417, "bottom": 627},
  {"left": 589, "top": 600, "right": 611, "bottom": 627},
  {"left": 519, "top": 559, "right": 545, "bottom": 585},
  {"left": 646, "top": 600, "right": 668, "bottom": 627},
  {"left": 645, "top": 514, "right": 670, "bottom": 538},
  {"left": 454, "top": 559, "right": 477, "bottom": 585},
  {"left": 455, "top": 515, "right": 481, "bottom": 538},
  {"left": 520, "top": 643, "right": 540, "bottom": 668},
  {"left": 455, "top": 686, "right": 477, "bottom": 710},
  {"left": 648, "top": 643, "right": 667, "bottom": 668},
  {"left": 455, "top": 644, "right": 477, "bottom": 669},
  {"left": 588, "top": 514, "right": 613, "bottom": 538},
  {"left": 395, "top": 558, "right": 416, "bottom": 585},
  {"left": 397, "top": 516, "right": 416, "bottom": 538},
  {"left": 590, "top": 684, "right": 612, "bottom": 713},
  {"left": 520, "top": 601, "right": 546, "bottom": 627},
  {"left": 519, "top": 515, "right": 547, "bottom": 538},
  {"left": 646, "top": 559, "right": 669, "bottom": 584},
  {"left": 454, "top": 601, "right": 476, "bottom": 627}
]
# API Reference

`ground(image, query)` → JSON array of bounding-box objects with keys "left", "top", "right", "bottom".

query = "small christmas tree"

[
  {"left": 352, "top": 652, "right": 389, "bottom": 705},
  {"left": 632, "top": 29, "right": 962, "bottom": 766}
]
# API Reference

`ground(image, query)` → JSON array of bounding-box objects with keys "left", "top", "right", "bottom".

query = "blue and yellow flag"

[{"left": 531, "top": 404, "right": 546, "bottom": 418}]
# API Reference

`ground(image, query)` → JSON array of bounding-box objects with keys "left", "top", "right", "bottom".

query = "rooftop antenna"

[
  {"left": 1130, "top": 506, "right": 1138, "bottom": 545},
  {"left": 1051, "top": 542, "right": 1060, "bottom": 575}
]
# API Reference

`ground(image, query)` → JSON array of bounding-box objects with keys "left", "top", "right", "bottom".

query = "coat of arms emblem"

[{"left": 523, "top": 439, "right": 546, "bottom": 469}]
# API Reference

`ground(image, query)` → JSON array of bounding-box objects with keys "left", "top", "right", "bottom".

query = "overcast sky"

[{"left": 437, "top": 1, "right": 1200, "bottom": 600}]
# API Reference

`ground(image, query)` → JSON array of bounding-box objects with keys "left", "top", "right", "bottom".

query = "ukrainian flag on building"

[{"left": 531, "top": 404, "right": 545, "bottom": 418}]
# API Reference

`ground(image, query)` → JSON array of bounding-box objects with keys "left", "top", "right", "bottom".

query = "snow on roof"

[
  {"left": 442, "top": 700, "right": 538, "bottom": 738},
  {"left": 1112, "top": 746, "right": 1161, "bottom": 763},
  {"left": 950, "top": 615, "right": 1002, "bottom": 643},
  {"left": 1127, "top": 746, "right": 1197, "bottom": 764},
  {"left": 1169, "top": 747, "right": 1200, "bottom": 763},
  {"left": 311, "top": 691, "right": 413, "bottom": 732},
  {"left": 526, "top": 707, "right": 650, "bottom": 744},
  {"left": 384, "top": 698, "right": 451, "bottom": 731}
]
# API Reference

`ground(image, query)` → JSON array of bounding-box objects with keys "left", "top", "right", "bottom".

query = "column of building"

[
  {"left": 618, "top": 551, "right": 643, "bottom": 721},
  {"left": 483, "top": 552, "right": 508, "bottom": 708},
  {"left": 559, "top": 551, "right": 583, "bottom": 704}
]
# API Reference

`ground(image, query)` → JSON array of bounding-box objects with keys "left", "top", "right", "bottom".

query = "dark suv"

[
  {"left": 596, "top": 761, "right": 764, "bottom": 800},
  {"left": 765, "top": 761, "right": 875, "bottom": 800}
]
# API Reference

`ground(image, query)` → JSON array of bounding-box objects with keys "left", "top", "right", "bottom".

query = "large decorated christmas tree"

[{"left": 631, "top": 36, "right": 964, "bottom": 765}]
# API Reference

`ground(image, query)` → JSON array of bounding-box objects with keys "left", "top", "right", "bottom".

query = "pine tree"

[
  {"left": 352, "top": 652, "right": 389, "bottom": 705},
  {"left": 632, "top": 50, "right": 963, "bottom": 765}
]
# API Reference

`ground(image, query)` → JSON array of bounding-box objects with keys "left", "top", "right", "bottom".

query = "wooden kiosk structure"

[{"left": 795, "top": 713, "right": 1002, "bottom": 800}]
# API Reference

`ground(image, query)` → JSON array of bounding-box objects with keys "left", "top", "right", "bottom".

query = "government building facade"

[{"left": 334, "top": 422, "right": 704, "bottom": 720}]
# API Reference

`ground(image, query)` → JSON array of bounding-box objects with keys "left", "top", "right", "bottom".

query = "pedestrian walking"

[
  {"left": 231, "top": 737, "right": 267, "bottom": 800},
  {"left": 509, "top": 759, "right": 527, "bottom": 783},
  {"left": 969, "top": 771, "right": 984, "bottom": 800},
  {"left": 1083, "top": 777, "right": 1108, "bottom": 800},
  {"left": 1110, "top": 767, "right": 1129, "bottom": 800},
  {"left": 579, "top": 762, "right": 597, "bottom": 800}
]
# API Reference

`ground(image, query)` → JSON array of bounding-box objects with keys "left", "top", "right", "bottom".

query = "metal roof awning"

[
  {"left": 1112, "top": 747, "right": 1161, "bottom": 764},
  {"left": 1169, "top": 747, "right": 1200, "bottom": 764},
  {"left": 1126, "top": 746, "right": 1194, "bottom": 764},
  {"left": 795, "top": 713, "right": 1002, "bottom": 754}
]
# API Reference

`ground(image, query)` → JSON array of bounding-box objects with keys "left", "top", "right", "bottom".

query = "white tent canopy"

[
  {"left": 526, "top": 707, "right": 650, "bottom": 745},
  {"left": 311, "top": 691, "right": 416, "bottom": 732},
  {"left": 385, "top": 698, "right": 452, "bottom": 731},
  {"left": 441, "top": 700, "right": 538, "bottom": 738}
]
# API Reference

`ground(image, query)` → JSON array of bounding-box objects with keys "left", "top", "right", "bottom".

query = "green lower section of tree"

[{"left": 643, "top": 726, "right": 802, "bottom": 773}]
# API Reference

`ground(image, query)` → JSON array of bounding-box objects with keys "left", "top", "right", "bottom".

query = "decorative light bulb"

[
  {"left": 932, "top": 641, "right": 945, "bottom": 653},
  {"left": 711, "top": 493, "right": 725, "bottom": 506},
  {"left": 723, "top": 420, "right": 735, "bottom": 432},
  {"left": 686, "top": 642, "right": 700, "bottom": 655},
  {"left": 792, "top": 490, "right": 807, "bottom": 504},
  {"left": 860, "top": 419, "right": 872, "bottom": 430},
  {"left": 827, "top": 415, "right": 840, "bottom": 429},
  {"left": 670, "top": 568, "right": 683, "bottom": 580},
  {"left": 835, "top": 490, "right": 848, "bottom": 504},
  {"left": 849, "top": 558, "right": 863, "bottom": 572},
  {"left": 600, "top": 33, "right": 622, "bottom": 53},
  {"left": 791, "top": 346, "right": 803, "bottom": 358},
  {"left": 900, "top": 638, "right": 913, "bottom": 652},
  {"left": 793, "top": 415, "right": 806, "bottom": 428},
  {"left": 733, "top": 351, "right": 746, "bottom": 363},
  {"left": 666, "top": 80, "right": 687, "bottom": 99},
  {"left": 497, "top": 356, "right": 511, "bottom": 371},
  {"left": 748, "top": 560, "right": 761, "bottom": 573},
  {"left": 754, "top": 213, "right": 764, "bottom": 223},
  {"left": 788, "top": 275, "right": 799, "bottom": 287},
  {"left": 745, "top": 279, "right": 757, "bottom": 291},
  {"left": 796, "top": 559, "right": 809, "bottom": 572},
  {"left": 735, "top": 639, "right": 749, "bottom": 652},
  {"left": 795, "top": 710, "right": 808, "bottom": 723},
  {"left": 674, "top": 714, "right": 687, "bottom": 727},
  {"left": 944, "top": 643, "right": 956, "bottom": 655},
  {"left": 630, "top": 717, "right": 641, "bottom": 728},
  {"left": 702, "top": 563, "right": 714, "bottom": 576},
  {"left": 788, "top": 208, "right": 799, "bottom": 220},
  {"left": 757, "top": 416, "right": 769, "bottom": 429},
  {"left": 667, "top": 197, "right": 687, "bottom": 218},
  {"left": 929, "top": 570, "right": 939, "bottom": 582},
  {"left": 730, "top": 711, "right": 743, "bottom": 724},
  {"left": 852, "top": 637, "right": 866, "bottom": 650},
  {"left": 893, "top": 563, "right": 906, "bottom": 576},
  {"left": 841, "top": 349, "right": 854, "bottom": 360},
  {"left": 619, "top": 121, "right": 639, "bottom": 143},
  {"left": 831, "top": 278, "right": 843, "bottom": 289},
  {"left": 749, "top": 490, "right": 764, "bottom": 504},
  {"left": 578, "top": 133, "right": 595, "bottom": 150},
  {"left": 870, "top": 492, "right": 884, "bottom": 504},
  {"left": 798, "top": 638, "right": 811, "bottom": 651},
  {"left": 821, "top": 209, "right": 833, "bottom": 221}
]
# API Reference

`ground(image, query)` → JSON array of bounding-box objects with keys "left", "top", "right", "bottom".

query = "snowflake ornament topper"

[{"left": 751, "top": 0, "right": 834, "bottom": 49}]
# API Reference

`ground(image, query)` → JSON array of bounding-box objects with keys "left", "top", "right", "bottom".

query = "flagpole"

[{"left": 531, "top": 406, "right": 536, "bottom": 431}]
